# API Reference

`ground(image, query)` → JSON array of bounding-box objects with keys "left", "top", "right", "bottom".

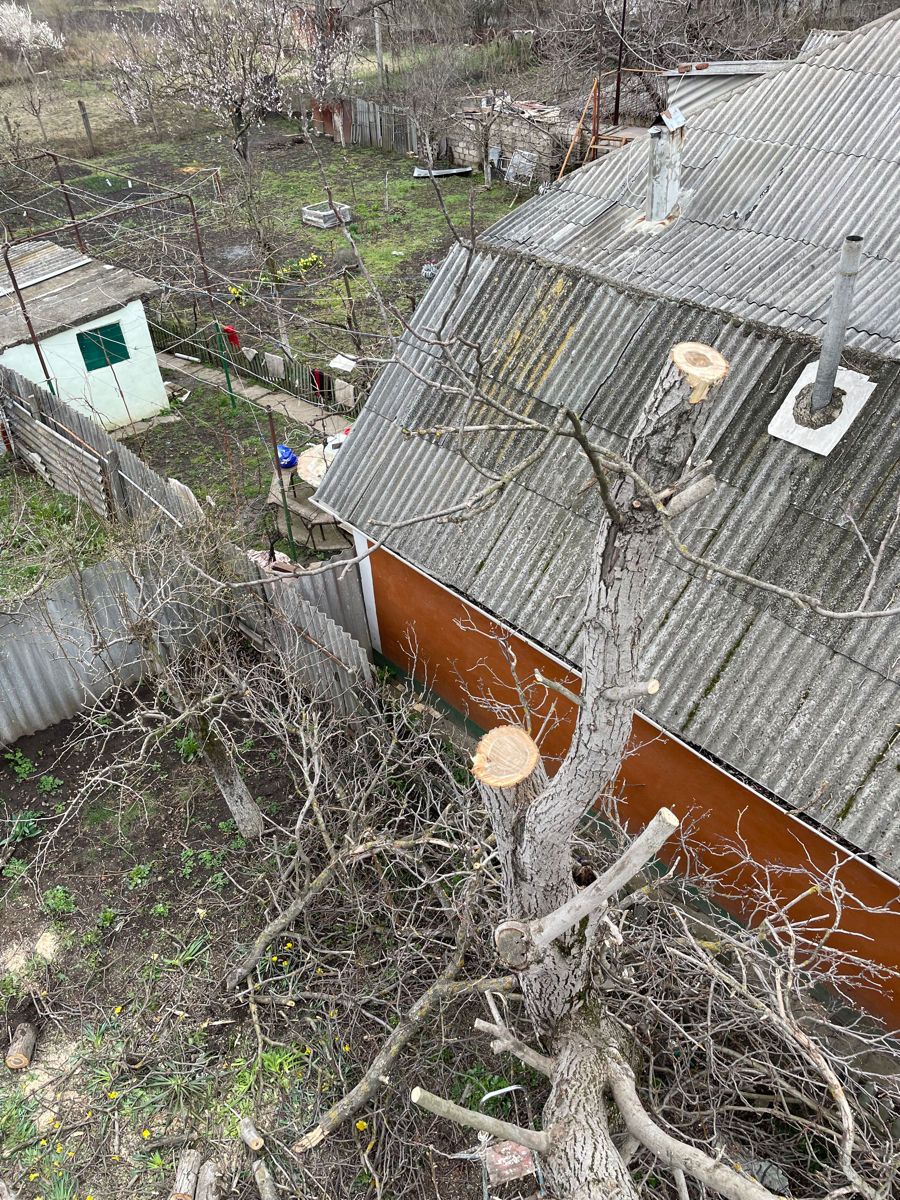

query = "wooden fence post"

[
  {"left": 77, "top": 100, "right": 95, "bottom": 157},
  {"left": 105, "top": 447, "right": 130, "bottom": 521}
]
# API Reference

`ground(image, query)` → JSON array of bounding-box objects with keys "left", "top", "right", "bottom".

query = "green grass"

[{"left": 0, "top": 458, "right": 108, "bottom": 600}]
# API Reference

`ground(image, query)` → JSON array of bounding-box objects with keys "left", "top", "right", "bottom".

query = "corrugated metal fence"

[
  {"left": 0, "top": 367, "right": 373, "bottom": 742},
  {"left": 0, "top": 364, "right": 201, "bottom": 527},
  {"left": 351, "top": 98, "right": 419, "bottom": 155}
]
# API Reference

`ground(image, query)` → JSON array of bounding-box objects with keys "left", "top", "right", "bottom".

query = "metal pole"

[
  {"left": 612, "top": 0, "right": 627, "bottom": 127},
  {"left": 46, "top": 152, "right": 86, "bottom": 253},
  {"left": 3, "top": 242, "right": 55, "bottom": 391},
  {"left": 811, "top": 234, "right": 864, "bottom": 413},
  {"left": 267, "top": 407, "right": 297, "bottom": 561}
]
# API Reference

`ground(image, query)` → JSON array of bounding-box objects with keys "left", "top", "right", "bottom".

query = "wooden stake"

[
  {"left": 5, "top": 1023, "right": 36, "bottom": 1070},
  {"left": 472, "top": 726, "right": 540, "bottom": 789},
  {"left": 168, "top": 1147, "right": 202, "bottom": 1200},
  {"left": 77, "top": 100, "right": 95, "bottom": 157},
  {"left": 196, "top": 1159, "right": 221, "bottom": 1200},
  {"left": 251, "top": 1159, "right": 278, "bottom": 1200},
  {"left": 238, "top": 1116, "right": 264, "bottom": 1151}
]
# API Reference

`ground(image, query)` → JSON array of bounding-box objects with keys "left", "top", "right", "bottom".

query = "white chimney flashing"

[{"left": 768, "top": 362, "right": 875, "bottom": 456}]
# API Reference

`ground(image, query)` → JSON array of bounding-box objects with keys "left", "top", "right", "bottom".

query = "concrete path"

[{"left": 156, "top": 350, "right": 348, "bottom": 436}]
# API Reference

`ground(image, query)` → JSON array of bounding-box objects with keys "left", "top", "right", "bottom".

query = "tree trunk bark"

[
  {"left": 473, "top": 344, "right": 730, "bottom": 1185},
  {"left": 196, "top": 1159, "right": 221, "bottom": 1200},
  {"left": 198, "top": 725, "right": 265, "bottom": 839},
  {"left": 543, "top": 1012, "right": 640, "bottom": 1200},
  {"left": 169, "top": 1148, "right": 202, "bottom": 1200},
  {"left": 251, "top": 1159, "right": 278, "bottom": 1200}
]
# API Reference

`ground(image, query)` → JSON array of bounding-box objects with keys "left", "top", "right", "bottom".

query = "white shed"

[{"left": 0, "top": 240, "right": 169, "bottom": 430}]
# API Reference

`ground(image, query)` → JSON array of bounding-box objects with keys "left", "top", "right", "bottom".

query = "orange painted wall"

[{"left": 369, "top": 546, "right": 900, "bottom": 1028}]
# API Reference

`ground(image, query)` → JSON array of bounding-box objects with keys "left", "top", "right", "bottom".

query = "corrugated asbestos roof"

[
  {"left": 0, "top": 239, "right": 161, "bottom": 351},
  {"left": 481, "top": 12, "right": 900, "bottom": 360},
  {"left": 317, "top": 14, "right": 900, "bottom": 876}
]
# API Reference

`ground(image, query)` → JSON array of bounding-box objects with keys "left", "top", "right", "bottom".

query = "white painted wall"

[{"left": 0, "top": 299, "right": 169, "bottom": 430}]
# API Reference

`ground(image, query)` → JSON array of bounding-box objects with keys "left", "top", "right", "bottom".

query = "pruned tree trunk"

[
  {"left": 471, "top": 344, "right": 731, "bottom": 1197},
  {"left": 5, "top": 1022, "right": 36, "bottom": 1069},
  {"left": 199, "top": 725, "right": 265, "bottom": 839}
]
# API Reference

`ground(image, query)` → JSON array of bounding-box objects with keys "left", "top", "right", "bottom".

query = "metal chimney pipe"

[
  {"left": 811, "top": 234, "right": 864, "bottom": 413},
  {"left": 645, "top": 119, "right": 684, "bottom": 223}
]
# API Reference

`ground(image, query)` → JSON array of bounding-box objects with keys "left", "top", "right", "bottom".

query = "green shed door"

[{"left": 77, "top": 321, "right": 130, "bottom": 372}]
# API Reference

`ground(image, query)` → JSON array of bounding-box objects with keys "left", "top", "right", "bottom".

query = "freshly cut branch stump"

[
  {"left": 669, "top": 343, "right": 730, "bottom": 405},
  {"left": 168, "top": 1147, "right": 202, "bottom": 1200},
  {"left": 472, "top": 726, "right": 540, "bottom": 788},
  {"left": 238, "top": 1116, "right": 264, "bottom": 1151},
  {"left": 251, "top": 1159, "right": 278, "bottom": 1200},
  {"left": 5, "top": 1023, "right": 36, "bottom": 1070},
  {"left": 196, "top": 1159, "right": 221, "bottom": 1200}
]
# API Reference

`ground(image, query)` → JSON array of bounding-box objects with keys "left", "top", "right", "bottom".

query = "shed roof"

[
  {"left": 0, "top": 240, "right": 160, "bottom": 352},
  {"left": 317, "top": 12, "right": 900, "bottom": 876}
]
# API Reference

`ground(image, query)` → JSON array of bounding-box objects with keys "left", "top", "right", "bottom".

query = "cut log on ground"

[
  {"left": 196, "top": 1159, "right": 221, "bottom": 1200},
  {"left": 5, "top": 1023, "right": 36, "bottom": 1070},
  {"left": 251, "top": 1158, "right": 278, "bottom": 1200},
  {"left": 238, "top": 1116, "right": 264, "bottom": 1150},
  {"left": 168, "top": 1147, "right": 202, "bottom": 1200}
]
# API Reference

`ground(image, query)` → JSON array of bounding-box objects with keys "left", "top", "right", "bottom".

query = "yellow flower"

[
  {"left": 86, "top": 1111, "right": 92, "bottom": 1117},
  {"left": 53, "top": 1121, "right": 60, "bottom": 1128},
  {"left": 271, "top": 955, "right": 278, "bottom": 962},
  {"left": 56, "top": 1144, "right": 62, "bottom": 1151},
  {"left": 29, "top": 1172, "right": 38, "bottom": 1179},
  {"left": 343, "top": 1044, "right": 350, "bottom": 1052},
  {"left": 356, "top": 1120, "right": 367, "bottom": 1131},
  {"left": 142, "top": 1129, "right": 150, "bottom": 1138},
  {"left": 114, "top": 1005, "right": 122, "bottom": 1014},
  {"left": 196, "top": 908, "right": 206, "bottom": 917},
  {"left": 39, "top": 1139, "right": 47, "bottom": 1145},
  {"left": 108, "top": 1091, "right": 118, "bottom": 1099},
  {"left": 285, "top": 942, "right": 292, "bottom": 949}
]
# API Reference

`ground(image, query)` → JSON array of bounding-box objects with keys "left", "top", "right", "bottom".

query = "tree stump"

[
  {"left": 251, "top": 1159, "right": 278, "bottom": 1200},
  {"left": 5, "top": 1023, "right": 36, "bottom": 1070},
  {"left": 238, "top": 1116, "right": 264, "bottom": 1151},
  {"left": 196, "top": 1159, "right": 221, "bottom": 1200},
  {"left": 168, "top": 1147, "right": 202, "bottom": 1200}
]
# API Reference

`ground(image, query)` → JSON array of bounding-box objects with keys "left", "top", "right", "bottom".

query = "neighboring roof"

[
  {"left": 318, "top": 10, "right": 900, "bottom": 874},
  {"left": 480, "top": 12, "right": 900, "bottom": 360},
  {"left": 0, "top": 240, "right": 160, "bottom": 352},
  {"left": 665, "top": 60, "right": 786, "bottom": 115}
]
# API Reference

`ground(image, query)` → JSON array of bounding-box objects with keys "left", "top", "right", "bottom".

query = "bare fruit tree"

[{"left": 278, "top": 341, "right": 900, "bottom": 1199}]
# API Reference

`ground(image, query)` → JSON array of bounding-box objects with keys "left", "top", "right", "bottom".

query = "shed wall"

[{"left": 0, "top": 299, "right": 168, "bottom": 429}]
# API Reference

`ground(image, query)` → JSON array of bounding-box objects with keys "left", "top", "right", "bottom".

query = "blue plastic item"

[{"left": 260, "top": 436, "right": 298, "bottom": 469}]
